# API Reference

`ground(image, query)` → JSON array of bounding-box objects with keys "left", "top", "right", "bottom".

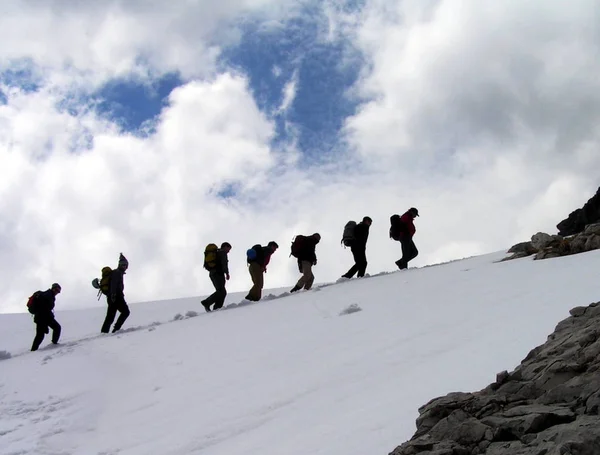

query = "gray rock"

[
  {"left": 531, "top": 232, "right": 554, "bottom": 250},
  {"left": 569, "top": 234, "right": 588, "bottom": 254},
  {"left": 507, "top": 242, "right": 538, "bottom": 255},
  {"left": 570, "top": 306, "right": 587, "bottom": 317},
  {"left": 584, "top": 234, "right": 600, "bottom": 251},
  {"left": 584, "top": 222, "right": 600, "bottom": 236}
]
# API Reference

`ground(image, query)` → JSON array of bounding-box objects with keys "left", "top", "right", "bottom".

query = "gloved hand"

[{"left": 226, "top": 273, "right": 230, "bottom": 281}]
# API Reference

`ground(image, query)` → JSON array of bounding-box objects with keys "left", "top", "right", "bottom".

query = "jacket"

[
  {"left": 297, "top": 236, "right": 319, "bottom": 264},
  {"left": 399, "top": 211, "right": 416, "bottom": 239},
  {"left": 110, "top": 267, "right": 125, "bottom": 299},
  {"left": 212, "top": 249, "right": 230, "bottom": 275},
  {"left": 35, "top": 289, "right": 56, "bottom": 316},
  {"left": 352, "top": 222, "right": 370, "bottom": 249},
  {"left": 248, "top": 246, "right": 274, "bottom": 270}
]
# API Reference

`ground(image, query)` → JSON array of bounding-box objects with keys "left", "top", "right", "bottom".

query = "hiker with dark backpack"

[
  {"left": 341, "top": 216, "right": 372, "bottom": 279},
  {"left": 390, "top": 207, "right": 419, "bottom": 270},
  {"left": 201, "top": 242, "right": 232, "bottom": 312},
  {"left": 100, "top": 253, "right": 131, "bottom": 333},
  {"left": 245, "top": 241, "right": 279, "bottom": 302},
  {"left": 290, "top": 233, "right": 321, "bottom": 293},
  {"left": 29, "top": 283, "right": 62, "bottom": 351}
]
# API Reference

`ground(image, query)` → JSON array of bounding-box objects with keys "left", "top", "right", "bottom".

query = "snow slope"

[{"left": 2, "top": 250, "right": 600, "bottom": 455}]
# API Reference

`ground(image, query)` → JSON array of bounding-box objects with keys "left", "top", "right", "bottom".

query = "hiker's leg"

[
  {"left": 113, "top": 297, "right": 130, "bottom": 331},
  {"left": 302, "top": 261, "right": 315, "bottom": 290},
  {"left": 48, "top": 318, "right": 61, "bottom": 344},
  {"left": 354, "top": 247, "right": 367, "bottom": 277},
  {"left": 212, "top": 274, "right": 227, "bottom": 310},
  {"left": 31, "top": 323, "right": 47, "bottom": 351},
  {"left": 248, "top": 263, "right": 262, "bottom": 301},
  {"left": 101, "top": 301, "right": 117, "bottom": 333}
]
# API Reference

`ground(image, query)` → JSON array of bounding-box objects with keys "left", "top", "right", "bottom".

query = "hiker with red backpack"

[
  {"left": 245, "top": 241, "right": 279, "bottom": 302},
  {"left": 29, "top": 283, "right": 62, "bottom": 351},
  {"left": 100, "top": 253, "right": 131, "bottom": 333},
  {"left": 341, "top": 216, "right": 372, "bottom": 279},
  {"left": 290, "top": 233, "right": 321, "bottom": 293},
  {"left": 201, "top": 242, "right": 232, "bottom": 312},
  {"left": 390, "top": 207, "right": 419, "bottom": 270}
]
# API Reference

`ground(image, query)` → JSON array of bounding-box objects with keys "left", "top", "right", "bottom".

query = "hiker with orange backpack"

[
  {"left": 390, "top": 207, "right": 419, "bottom": 270},
  {"left": 201, "top": 242, "right": 232, "bottom": 312},
  {"left": 290, "top": 233, "right": 321, "bottom": 293},
  {"left": 29, "top": 283, "right": 62, "bottom": 351},
  {"left": 100, "top": 253, "right": 131, "bottom": 333}
]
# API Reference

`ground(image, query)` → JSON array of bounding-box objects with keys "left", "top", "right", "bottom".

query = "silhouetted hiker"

[
  {"left": 201, "top": 242, "right": 231, "bottom": 312},
  {"left": 30, "top": 283, "right": 62, "bottom": 351},
  {"left": 341, "top": 216, "right": 372, "bottom": 279},
  {"left": 245, "top": 241, "right": 279, "bottom": 302},
  {"left": 290, "top": 233, "right": 321, "bottom": 292},
  {"left": 101, "top": 253, "right": 131, "bottom": 333},
  {"left": 390, "top": 207, "right": 419, "bottom": 269}
]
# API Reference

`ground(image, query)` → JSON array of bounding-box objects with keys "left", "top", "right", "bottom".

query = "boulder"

[
  {"left": 531, "top": 232, "right": 554, "bottom": 250},
  {"left": 584, "top": 234, "right": 600, "bottom": 252},
  {"left": 557, "top": 186, "right": 600, "bottom": 236},
  {"left": 584, "top": 222, "right": 600, "bottom": 236},
  {"left": 507, "top": 242, "right": 537, "bottom": 255}
]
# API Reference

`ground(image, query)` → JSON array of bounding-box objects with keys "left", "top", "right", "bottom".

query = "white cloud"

[
  {"left": 0, "top": 0, "right": 307, "bottom": 85},
  {"left": 2, "top": 0, "right": 600, "bottom": 315},
  {"left": 277, "top": 71, "right": 298, "bottom": 113}
]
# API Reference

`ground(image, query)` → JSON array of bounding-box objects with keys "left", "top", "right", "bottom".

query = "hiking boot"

[
  {"left": 290, "top": 286, "right": 301, "bottom": 293},
  {"left": 201, "top": 300, "right": 212, "bottom": 312}
]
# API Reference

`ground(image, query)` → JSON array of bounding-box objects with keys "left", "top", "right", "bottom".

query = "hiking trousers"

[
  {"left": 31, "top": 315, "right": 61, "bottom": 351},
  {"left": 247, "top": 262, "right": 264, "bottom": 301},
  {"left": 397, "top": 238, "right": 419, "bottom": 269},
  {"left": 343, "top": 245, "right": 367, "bottom": 278},
  {"left": 101, "top": 295, "right": 130, "bottom": 333},
  {"left": 204, "top": 272, "right": 227, "bottom": 310},
  {"left": 295, "top": 260, "right": 315, "bottom": 290}
]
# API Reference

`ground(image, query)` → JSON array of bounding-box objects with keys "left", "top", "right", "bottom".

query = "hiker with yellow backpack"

[
  {"left": 93, "top": 253, "right": 131, "bottom": 333},
  {"left": 201, "top": 242, "right": 232, "bottom": 312}
]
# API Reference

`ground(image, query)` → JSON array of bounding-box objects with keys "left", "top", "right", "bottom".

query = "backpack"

[
  {"left": 341, "top": 221, "right": 357, "bottom": 247},
  {"left": 247, "top": 244, "right": 264, "bottom": 263},
  {"left": 26, "top": 291, "right": 42, "bottom": 314},
  {"left": 247, "top": 247, "right": 258, "bottom": 261},
  {"left": 92, "top": 266, "right": 113, "bottom": 300},
  {"left": 389, "top": 214, "right": 402, "bottom": 241},
  {"left": 204, "top": 243, "right": 219, "bottom": 271},
  {"left": 290, "top": 235, "right": 306, "bottom": 258}
]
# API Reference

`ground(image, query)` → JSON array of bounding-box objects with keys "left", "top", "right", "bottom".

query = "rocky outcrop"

[
  {"left": 504, "top": 223, "right": 600, "bottom": 261},
  {"left": 389, "top": 301, "right": 600, "bottom": 455},
  {"left": 557, "top": 187, "right": 600, "bottom": 236}
]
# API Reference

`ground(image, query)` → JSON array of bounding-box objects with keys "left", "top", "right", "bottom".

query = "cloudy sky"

[{"left": 1, "top": 0, "right": 599, "bottom": 313}]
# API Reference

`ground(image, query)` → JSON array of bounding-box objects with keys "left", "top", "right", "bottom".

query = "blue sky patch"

[
  {"left": 221, "top": 4, "right": 363, "bottom": 163},
  {"left": 0, "top": 63, "right": 41, "bottom": 94},
  {"left": 92, "top": 72, "right": 184, "bottom": 132}
]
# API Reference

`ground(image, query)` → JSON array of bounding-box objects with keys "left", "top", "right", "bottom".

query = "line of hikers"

[
  {"left": 200, "top": 207, "right": 419, "bottom": 311},
  {"left": 26, "top": 208, "right": 419, "bottom": 350}
]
